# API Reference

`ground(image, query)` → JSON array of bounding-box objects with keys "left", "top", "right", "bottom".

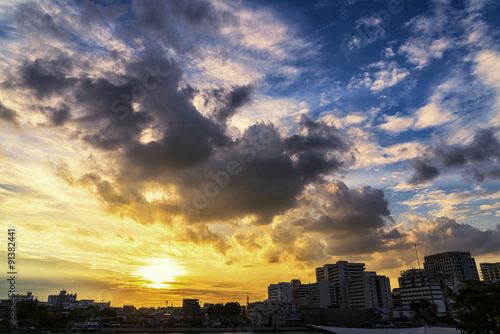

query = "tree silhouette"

[
  {"left": 410, "top": 299, "right": 438, "bottom": 326},
  {"left": 446, "top": 281, "right": 500, "bottom": 334}
]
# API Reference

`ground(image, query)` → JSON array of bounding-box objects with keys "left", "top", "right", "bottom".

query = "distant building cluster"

[
  {"left": 45, "top": 289, "right": 110, "bottom": 310},
  {"left": 255, "top": 251, "right": 497, "bottom": 327},
  {"left": 1, "top": 250, "right": 498, "bottom": 331}
]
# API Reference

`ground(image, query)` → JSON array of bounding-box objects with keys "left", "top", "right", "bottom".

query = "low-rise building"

[
  {"left": 246, "top": 301, "right": 303, "bottom": 327},
  {"left": 10, "top": 291, "right": 35, "bottom": 302}
]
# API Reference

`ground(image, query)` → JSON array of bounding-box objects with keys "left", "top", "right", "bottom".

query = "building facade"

[
  {"left": 423, "top": 251, "right": 480, "bottom": 282},
  {"left": 307, "top": 279, "right": 336, "bottom": 309},
  {"left": 290, "top": 279, "right": 309, "bottom": 304},
  {"left": 316, "top": 261, "right": 365, "bottom": 308},
  {"left": 267, "top": 282, "right": 293, "bottom": 302},
  {"left": 480, "top": 262, "right": 500, "bottom": 282},
  {"left": 398, "top": 269, "right": 455, "bottom": 316},
  {"left": 346, "top": 272, "right": 393, "bottom": 309}
]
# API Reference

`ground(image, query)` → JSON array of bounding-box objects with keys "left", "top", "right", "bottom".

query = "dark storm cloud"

[
  {"left": 414, "top": 217, "right": 500, "bottom": 256},
  {"left": 259, "top": 182, "right": 399, "bottom": 260},
  {"left": 408, "top": 158, "right": 440, "bottom": 184},
  {"left": 20, "top": 58, "right": 77, "bottom": 99},
  {"left": 75, "top": 76, "right": 155, "bottom": 150},
  {"left": 0, "top": 100, "right": 19, "bottom": 127},
  {"left": 6, "top": 1, "right": 351, "bottom": 228},
  {"left": 208, "top": 84, "right": 255, "bottom": 123},
  {"left": 381, "top": 228, "right": 404, "bottom": 240},
  {"left": 285, "top": 115, "right": 348, "bottom": 153},
  {"left": 49, "top": 104, "right": 70, "bottom": 126},
  {"left": 408, "top": 127, "right": 500, "bottom": 184},
  {"left": 177, "top": 120, "right": 350, "bottom": 224},
  {"left": 436, "top": 128, "right": 500, "bottom": 166},
  {"left": 296, "top": 181, "right": 392, "bottom": 235},
  {"left": 130, "top": 0, "right": 234, "bottom": 53}
]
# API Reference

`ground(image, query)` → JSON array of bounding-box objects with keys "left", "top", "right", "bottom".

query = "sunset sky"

[{"left": 1, "top": 0, "right": 500, "bottom": 307}]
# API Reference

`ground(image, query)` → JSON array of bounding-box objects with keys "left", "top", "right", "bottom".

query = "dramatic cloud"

[
  {"left": 408, "top": 128, "right": 500, "bottom": 184},
  {"left": 258, "top": 181, "right": 396, "bottom": 260},
  {"left": 408, "top": 158, "right": 440, "bottom": 184},
  {"left": 412, "top": 217, "right": 500, "bottom": 256}
]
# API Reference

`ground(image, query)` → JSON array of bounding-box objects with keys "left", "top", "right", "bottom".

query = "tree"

[
  {"left": 223, "top": 302, "right": 241, "bottom": 316},
  {"left": 446, "top": 281, "right": 500, "bottom": 334},
  {"left": 410, "top": 299, "right": 438, "bottom": 326},
  {"left": 100, "top": 308, "right": 117, "bottom": 317}
]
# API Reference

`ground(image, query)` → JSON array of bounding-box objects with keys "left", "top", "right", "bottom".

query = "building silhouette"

[
  {"left": 182, "top": 299, "right": 201, "bottom": 326},
  {"left": 47, "top": 290, "right": 77, "bottom": 307},
  {"left": 398, "top": 269, "right": 454, "bottom": 316},
  {"left": 316, "top": 261, "right": 365, "bottom": 308}
]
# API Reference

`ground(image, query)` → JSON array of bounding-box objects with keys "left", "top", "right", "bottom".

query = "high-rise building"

[
  {"left": 346, "top": 272, "right": 393, "bottom": 309},
  {"left": 480, "top": 262, "right": 500, "bottom": 282},
  {"left": 306, "top": 279, "right": 336, "bottom": 309},
  {"left": 423, "top": 251, "right": 479, "bottom": 282},
  {"left": 398, "top": 269, "right": 455, "bottom": 316},
  {"left": 316, "top": 261, "right": 365, "bottom": 308},
  {"left": 268, "top": 282, "right": 292, "bottom": 302}
]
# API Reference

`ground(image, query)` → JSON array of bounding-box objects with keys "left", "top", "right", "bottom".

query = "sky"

[{"left": 0, "top": 0, "right": 499, "bottom": 307}]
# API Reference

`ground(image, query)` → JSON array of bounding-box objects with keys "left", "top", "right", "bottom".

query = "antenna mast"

[{"left": 414, "top": 243, "right": 421, "bottom": 269}]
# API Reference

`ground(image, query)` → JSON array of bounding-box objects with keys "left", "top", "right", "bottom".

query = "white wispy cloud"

[
  {"left": 379, "top": 114, "right": 415, "bottom": 133},
  {"left": 348, "top": 61, "right": 410, "bottom": 92}
]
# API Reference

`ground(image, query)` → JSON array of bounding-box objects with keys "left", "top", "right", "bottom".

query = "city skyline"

[
  {"left": 4, "top": 251, "right": 496, "bottom": 308},
  {"left": 1, "top": 0, "right": 500, "bottom": 307}
]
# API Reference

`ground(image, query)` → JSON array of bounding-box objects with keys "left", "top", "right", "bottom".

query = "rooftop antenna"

[{"left": 414, "top": 243, "right": 421, "bottom": 269}]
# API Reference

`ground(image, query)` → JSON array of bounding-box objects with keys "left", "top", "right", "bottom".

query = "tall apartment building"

[
  {"left": 346, "top": 272, "right": 393, "bottom": 309},
  {"left": 423, "top": 251, "right": 479, "bottom": 282},
  {"left": 268, "top": 282, "right": 293, "bottom": 302},
  {"left": 398, "top": 269, "right": 454, "bottom": 316},
  {"left": 306, "top": 279, "right": 336, "bottom": 309},
  {"left": 316, "top": 261, "right": 365, "bottom": 308},
  {"left": 480, "top": 262, "right": 500, "bottom": 282}
]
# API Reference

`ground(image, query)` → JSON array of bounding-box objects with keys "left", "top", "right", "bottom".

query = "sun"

[{"left": 136, "top": 258, "right": 185, "bottom": 289}]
